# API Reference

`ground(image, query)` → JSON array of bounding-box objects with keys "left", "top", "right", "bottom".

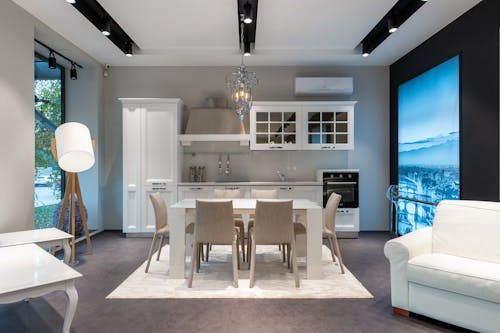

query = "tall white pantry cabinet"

[{"left": 120, "top": 98, "right": 183, "bottom": 234}]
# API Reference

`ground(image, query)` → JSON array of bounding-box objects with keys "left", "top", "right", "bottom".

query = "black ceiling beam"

[
  {"left": 361, "top": 0, "right": 427, "bottom": 54},
  {"left": 238, "top": 0, "right": 258, "bottom": 46},
  {"left": 69, "top": 0, "right": 136, "bottom": 55}
]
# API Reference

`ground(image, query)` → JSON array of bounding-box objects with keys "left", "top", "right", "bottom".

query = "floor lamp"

[{"left": 51, "top": 122, "right": 95, "bottom": 264}]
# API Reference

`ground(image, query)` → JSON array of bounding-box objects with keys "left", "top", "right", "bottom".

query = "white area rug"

[{"left": 107, "top": 245, "right": 373, "bottom": 299}]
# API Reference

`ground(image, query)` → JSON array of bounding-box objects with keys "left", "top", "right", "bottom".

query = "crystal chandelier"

[{"left": 226, "top": 25, "right": 258, "bottom": 121}]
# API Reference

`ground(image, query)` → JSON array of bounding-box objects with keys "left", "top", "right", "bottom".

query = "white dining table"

[{"left": 169, "top": 198, "right": 324, "bottom": 279}]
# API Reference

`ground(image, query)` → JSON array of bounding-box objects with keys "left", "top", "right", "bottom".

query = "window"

[{"left": 34, "top": 53, "right": 65, "bottom": 229}]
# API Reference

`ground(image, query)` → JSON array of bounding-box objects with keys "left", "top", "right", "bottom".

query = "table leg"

[
  {"left": 62, "top": 282, "right": 78, "bottom": 333},
  {"left": 306, "top": 208, "right": 323, "bottom": 279},
  {"left": 63, "top": 240, "right": 71, "bottom": 264},
  {"left": 169, "top": 208, "right": 186, "bottom": 278}
]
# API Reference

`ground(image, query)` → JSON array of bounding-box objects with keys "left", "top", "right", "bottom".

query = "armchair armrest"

[{"left": 383, "top": 227, "right": 432, "bottom": 310}]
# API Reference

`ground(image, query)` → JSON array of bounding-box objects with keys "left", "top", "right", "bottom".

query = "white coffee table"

[
  {"left": 0, "top": 243, "right": 82, "bottom": 333},
  {"left": 0, "top": 228, "right": 72, "bottom": 263}
]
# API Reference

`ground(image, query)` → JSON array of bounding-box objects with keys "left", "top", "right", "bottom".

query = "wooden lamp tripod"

[{"left": 51, "top": 122, "right": 95, "bottom": 264}]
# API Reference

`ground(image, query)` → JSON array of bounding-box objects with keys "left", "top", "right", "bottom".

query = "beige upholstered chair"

[
  {"left": 295, "top": 192, "right": 345, "bottom": 274},
  {"left": 145, "top": 192, "right": 196, "bottom": 273},
  {"left": 213, "top": 189, "right": 245, "bottom": 261},
  {"left": 248, "top": 200, "right": 299, "bottom": 288},
  {"left": 188, "top": 200, "right": 240, "bottom": 288}
]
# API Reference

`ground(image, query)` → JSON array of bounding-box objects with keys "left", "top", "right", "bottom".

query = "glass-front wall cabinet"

[
  {"left": 303, "top": 104, "right": 354, "bottom": 150},
  {"left": 250, "top": 104, "right": 301, "bottom": 150}
]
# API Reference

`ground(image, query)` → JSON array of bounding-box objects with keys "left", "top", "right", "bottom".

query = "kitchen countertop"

[{"left": 178, "top": 181, "right": 323, "bottom": 186}]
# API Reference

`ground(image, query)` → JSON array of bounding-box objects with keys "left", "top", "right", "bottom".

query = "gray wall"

[
  {"left": 103, "top": 66, "right": 390, "bottom": 231},
  {"left": 0, "top": 1, "right": 35, "bottom": 232}
]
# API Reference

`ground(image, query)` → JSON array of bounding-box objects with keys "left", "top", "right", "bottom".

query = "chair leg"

[
  {"left": 156, "top": 235, "right": 164, "bottom": 261},
  {"left": 236, "top": 237, "right": 240, "bottom": 270},
  {"left": 232, "top": 235, "right": 239, "bottom": 288},
  {"left": 145, "top": 233, "right": 158, "bottom": 273},
  {"left": 247, "top": 227, "right": 252, "bottom": 269},
  {"left": 327, "top": 236, "right": 336, "bottom": 263},
  {"left": 188, "top": 241, "right": 198, "bottom": 288},
  {"left": 287, "top": 244, "right": 291, "bottom": 270},
  {"left": 239, "top": 226, "right": 245, "bottom": 263},
  {"left": 197, "top": 243, "right": 201, "bottom": 273},
  {"left": 278, "top": 243, "right": 281, "bottom": 251},
  {"left": 282, "top": 243, "right": 286, "bottom": 263},
  {"left": 331, "top": 233, "right": 345, "bottom": 274},
  {"left": 291, "top": 243, "right": 300, "bottom": 288},
  {"left": 205, "top": 243, "right": 210, "bottom": 261},
  {"left": 249, "top": 233, "right": 256, "bottom": 288}
]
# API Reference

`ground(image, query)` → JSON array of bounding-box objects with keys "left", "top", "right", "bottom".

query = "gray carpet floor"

[{"left": 0, "top": 231, "right": 471, "bottom": 333}]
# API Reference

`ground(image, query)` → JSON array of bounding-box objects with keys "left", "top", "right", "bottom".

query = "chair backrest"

[
  {"left": 250, "top": 189, "right": 278, "bottom": 199},
  {"left": 324, "top": 192, "right": 341, "bottom": 232},
  {"left": 254, "top": 200, "right": 293, "bottom": 244},
  {"left": 195, "top": 200, "right": 235, "bottom": 243},
  {"left": 213, "top": 188, "right": 241, "bottom": 199},
  {"left": 149, "top": 192, "right": 167, "bottom": 231},
  {"left": 432, "top": 200, "right": 500, "bottom": 264}
]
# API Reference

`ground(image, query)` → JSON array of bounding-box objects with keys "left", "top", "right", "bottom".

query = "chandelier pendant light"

[{"left": 226, "top": 24, "right": 258, "bottom": 121}]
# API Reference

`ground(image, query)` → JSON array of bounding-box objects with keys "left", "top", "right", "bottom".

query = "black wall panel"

[{"left": 390, "top": 0, "right": 500, "bottom": 201}]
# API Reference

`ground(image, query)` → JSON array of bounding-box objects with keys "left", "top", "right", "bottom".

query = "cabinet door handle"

[
  {"left": 152, "top": 187, "right": 166, "bottom": 191},
  {"left": 270, "top": 146, "right": 283, "bottom": 149},
  {"left": 279, "top": 187, "right": 293, "bottom": 191},
  {"left": 225, "top": 186, "right": 240, "bottom": 190},
  {"left": 321, "top": 146, "right": 332, "bottom": 149},
  {"left": 189, "top": 187, "right": 203, "bottom": 190}
]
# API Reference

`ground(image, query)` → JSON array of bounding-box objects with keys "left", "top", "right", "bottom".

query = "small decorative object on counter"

[
  {"left": 218, "top": 155, "right": 223, "bottom": 175},
  {"left": 225, "top": 154, "right": 231, "bottom": 175},
  {"left": 189, "top": 166, "right": 197, "bottom": 182},
  {"left": 199, "top": 166, "right": 206, "bottom": 182}
]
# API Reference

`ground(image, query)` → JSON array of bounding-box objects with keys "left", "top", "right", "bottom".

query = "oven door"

[{"left": 324, "top": 181, "right": 358, "bottom": 208}]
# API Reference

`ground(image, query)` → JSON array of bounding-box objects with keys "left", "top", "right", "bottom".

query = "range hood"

[{"left": 179, "top": 107, "right": 250, "bottom": 146}]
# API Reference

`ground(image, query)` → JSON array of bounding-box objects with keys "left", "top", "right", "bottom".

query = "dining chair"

[
  {"left": 246, "top": 189, "right": 283, "bottom": 262},
  {"left": 248, "top": 200, "right": 299, "bottom": 288},
  {"left": 294, "top": 192, "right": 345, "bottom": 274},
  {"left": 145, "top": 192, "right": 196, "bottom": 273},
  {"left": 188, "top": 200, "right": 240, "bottom": 288},
  {"left": 213, "top": 189, "right": 245, "bottom": 261}
]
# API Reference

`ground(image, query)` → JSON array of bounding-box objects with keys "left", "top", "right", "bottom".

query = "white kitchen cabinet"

[
  {"left": 302, "top": 102, "right": 355, "bottom": 150},
  {"left": 121, "top": 98, "right": 183, "bottom": 234},
  {"left": 250, "top": 102, "right": 301, "bottom": 150},
  {"left": 250, "top": 101, "right": 355, "bottom": 151}
]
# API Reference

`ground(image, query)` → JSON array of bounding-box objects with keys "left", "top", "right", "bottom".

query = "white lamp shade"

[{"left": 55, "top": 122, "right": 95, "bottom": 172}]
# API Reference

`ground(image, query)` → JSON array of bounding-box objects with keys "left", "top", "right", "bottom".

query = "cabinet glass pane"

[
  {"left": 270, "top": 123, "right": 283, "bottom": 132},
  {"left": 308, "top": 112, "right": 320, "bottom": 121},
  {"left": 323, "top": 112, "right": 334, "bottom": 121},
  {"left": 256, "top": 134, "right": 268, "bottom": 144},
  {"left": 270, "top": 112, "right": 282, "bottom": 122},
  {"left": 322, "top": 123, "right": 334, "bottom": 132},
  {"left": 284, "top": 112, "right": 296, "bottom": 122},
  {"left": 336, "top": 134, "right": 348, "bottom": 144},
  {"left": 336, "top": 123, "right": 348, "bottom": 133},
  {"left": 336, "top": 112, "right": 348, "bottom": 121},
  {"left": 308, "top": 134, "right": 320, "bottom": 144},
  {"left": 323, "top": 134, "right": 335, "bottom": 144},
  {"left": 284, "top": 134, "right": 296, "bottom": 144},
  {"left": 256, "top": 123, "right": 268, "bottom": 133},
  {"left": 270, "top": 134, "right": 282, "bottom": 144},
  {"left": 283, "top": 123, "right": 295, "bottom": 132},
  {"left": 256, "top": 112, "right": 268, "bottom": 122},
  {"left": 308, "top": 123, "right": 321, "bottom": 133}
]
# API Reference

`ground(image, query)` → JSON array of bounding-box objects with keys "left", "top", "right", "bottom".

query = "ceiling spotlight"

[
  {"left": 101, "top": 17, "right": 111, "bottom": 36},
  {"left": 66, "top": 0, "right": 76, "bottom": 3},
  {"left": 48, "top": 51, "right": 57, "bottom": 69},
  {"left": 388, "top": 17, "right": 398, "bottom": 34},
  {"left": 244, "top": 40, "right": 251, "bottom": 56},
  {"left": 125, "top": 41, "right": 133, "bottom": 57},
  {"left": 243, "top": 2, "right": 253, "bottom": 24},
  {"left": 362, "top": 44, "right": 370, "bottom": 57},
  {"left": 70, "top": 63, "right": 78, "bottom": 80}
]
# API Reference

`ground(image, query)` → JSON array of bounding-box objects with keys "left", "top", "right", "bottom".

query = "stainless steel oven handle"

[{"left": 326, "top": 181, "right": 358, "bottom": 185}]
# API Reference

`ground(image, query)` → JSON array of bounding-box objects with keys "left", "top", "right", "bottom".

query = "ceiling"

[{"left": 13, "top": 0, "right": 481, "bottom": 66}]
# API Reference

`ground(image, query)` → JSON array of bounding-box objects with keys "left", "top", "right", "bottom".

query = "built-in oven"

[{"left": 317, "top": 169, "right": 359, "bottom": 208}]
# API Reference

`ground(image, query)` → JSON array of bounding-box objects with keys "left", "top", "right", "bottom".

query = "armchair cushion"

[{"left": 408, "top": 253, "right": 500, "bottom": 304}]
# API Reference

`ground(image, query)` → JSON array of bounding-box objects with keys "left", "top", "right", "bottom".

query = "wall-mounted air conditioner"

[{"left": 295, "top": 77, "right": 353, "bottom": 96}]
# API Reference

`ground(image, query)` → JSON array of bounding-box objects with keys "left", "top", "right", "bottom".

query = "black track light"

[
  {"left": 388, "top": 17, "right": 398, "bottom": 34},
  {"left": 362, "top": 44, "right": 370, "bottom": 58},
  {"left": 101, "top": 17, "right": 111, "bottom": 36},
  {"left": 48, "top": 51, "right": 57, "bottom": 69},
  {"left": 125, "top": 41, "right": 133, "bottom": 57},
  {"left": 66, "top": 0, "right": 76, "bottom": 3},
  {"left": 243, "top": 2, "right": 253, "bottom": 24},
  {"left": 244, "top": 40, "right": 251, "bottom": 56},
  {"left": 70, "top": 63, "right": 78, "bottom": 80}
]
